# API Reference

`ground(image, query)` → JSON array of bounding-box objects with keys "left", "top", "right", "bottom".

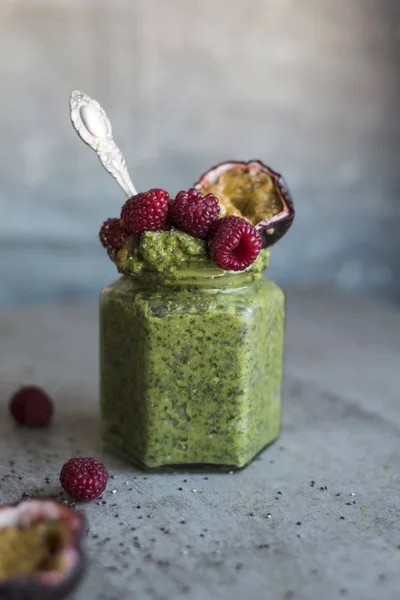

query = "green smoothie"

[{"left": 100, "top": 230, "right": 285, "bottom": 470}]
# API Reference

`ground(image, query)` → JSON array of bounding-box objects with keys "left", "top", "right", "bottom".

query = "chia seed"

[{"left": 157, "top": 560, "right": 170, "bottom": 568}]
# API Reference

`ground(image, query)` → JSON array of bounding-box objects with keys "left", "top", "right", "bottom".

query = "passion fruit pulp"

[
  {"left": 194, "top": 160, "right": 294, "bottom": 248},
  {"left": 0, "top": 499, "right": 86, "bottom": 600}
]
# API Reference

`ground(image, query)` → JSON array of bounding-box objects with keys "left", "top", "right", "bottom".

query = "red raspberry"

[
  {"left": 207, "top": 217, "right": 223, "bottom": 239},
  {"left": 121, "top": 189, "right": 169, "bottom": 236},
  {"left": 9, "top": 386, "right": 53, "bottom": 427},
  {"left": 99, "top": 218, "right": 128, "bottom": 250},
  {"left": 209, "top": 216, "right": 262, "bottom": 271},
  {"left": 60, "top": 457, "right": 109, "bottom": 501},
  {"left": 168, "top": 188, "right": 220, "bottom": 238}
]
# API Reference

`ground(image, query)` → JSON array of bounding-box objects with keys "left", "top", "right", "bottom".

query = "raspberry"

[
  {"left": 99, "top": 218, "right": 128, "bottom": 250},
  {"left": 207, "top": 217, "right": 223, "bottom": 239},
  {"left": 209, "top": 216, "right": 262, "bottom": 271},
  {"left": 60, "top": 457, "right": 109, "bottom": 501},
  {"left": 9, "top": 386, "right": 53, "bottom": 427},
  {"left": 168, "top": 188, "right": 220, "bottom": 238},
  {"left": 121, "top": 189, "right": 169, "bottom": 236}
]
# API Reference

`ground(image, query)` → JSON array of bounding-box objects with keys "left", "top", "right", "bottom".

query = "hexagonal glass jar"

[{"left": 100, "top": 266, "right": 285, "bottom": 471}]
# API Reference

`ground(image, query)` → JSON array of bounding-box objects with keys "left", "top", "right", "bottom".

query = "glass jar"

[{"left": 100, "top": 266, "right": 285, "bottom": 471}]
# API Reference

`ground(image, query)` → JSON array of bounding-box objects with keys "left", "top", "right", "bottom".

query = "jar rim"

[{"left": 119, "top": 265, "right": 263, "bottom": 289}]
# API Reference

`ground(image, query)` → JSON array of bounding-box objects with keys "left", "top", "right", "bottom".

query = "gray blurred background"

[{"left": 0, "top": 0, "right": 399, "bottom": 306}]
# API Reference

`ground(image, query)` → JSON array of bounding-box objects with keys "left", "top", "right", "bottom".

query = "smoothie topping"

[
  {"left": 99, "top": 217, "right": 128, "bottom": 250},
  {"left": 9, "top": 386, "right": 53, "bottom": 428},
  {"left": 168, "top": 188, "right": 220, "bottom": 239},
  {"left": 195, "top": 160, "right": 294, "bottom": 249},
  {"left": 209, "top": 215, "right": 262, "bottom": 271},
  {"left": 121, "top": 188, "right": 169, "bottom": 236},
  {"left": 99, "top": 161, "right": 294, "bottom": 275},
  {"left": 60, "top": 457, "right": 109, "bottom": 502}
]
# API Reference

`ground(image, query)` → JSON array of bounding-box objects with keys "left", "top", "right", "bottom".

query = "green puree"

[
  {"left": 115, "top": 229, "right": 212, "bottom": 276},
  {"left": 100, "top": 230, "right": 285, "bottom": 470}
]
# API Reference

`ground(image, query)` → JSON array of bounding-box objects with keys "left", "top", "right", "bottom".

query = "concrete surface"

[
  {"left": 0, "top": 287, "right": 399, "bottom": 600},
  {"left": 1, "top": 0, "right": 400, "bottom": 305}
]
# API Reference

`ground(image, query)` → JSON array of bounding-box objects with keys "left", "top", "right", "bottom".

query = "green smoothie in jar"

[
  {"left": 69, "top": 94, "right": 295, "bottom": 469},
  {"left": 98, "top": 160, "right": 294, "bottom": 470}
]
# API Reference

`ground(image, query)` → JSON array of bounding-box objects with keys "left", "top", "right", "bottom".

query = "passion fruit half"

[
  {"left": 194, "top": 160, "right": 294, "bottom": 248},
  {"left": 0, "top": 499, "right": 86, "bottom": 600}
]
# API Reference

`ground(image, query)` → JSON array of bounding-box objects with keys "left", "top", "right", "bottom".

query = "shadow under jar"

[{"left": 100, "top": 256, "right": 285, "bottom": 471}]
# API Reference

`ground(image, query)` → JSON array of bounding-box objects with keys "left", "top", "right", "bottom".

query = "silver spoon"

[{"left": 69, "top": 90, "right": 137, "bottom": 198}]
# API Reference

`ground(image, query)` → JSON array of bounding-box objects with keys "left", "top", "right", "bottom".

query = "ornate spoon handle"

[{"left": 69, "top": 90, "right": 137, "bottom": 198}]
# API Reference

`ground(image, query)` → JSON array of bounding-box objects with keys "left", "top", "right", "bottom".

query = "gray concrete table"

[{"left": 0, "top": 289, "right": 399, "bottom": 600}]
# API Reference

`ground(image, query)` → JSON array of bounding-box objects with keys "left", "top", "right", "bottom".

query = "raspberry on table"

[
  {"left": 168, "top": 188, "right": 220, "bottom": 239},
  {"left": 9, "top": 386, "right": 53, "bottom": 427},
  {"left": 99, "top": 218, "right": 128, "bottom": 250},
  {"left": 60, "top": 457, "right": 109, "bottom": 502},
  {"left": 121, "top": 188, "right": 169, "bottom": 236},
  {"left": 209, "top": 215, "right": 262, "bottom": 271}
]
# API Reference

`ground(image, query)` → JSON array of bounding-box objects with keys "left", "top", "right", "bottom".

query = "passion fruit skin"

[
  {"left": 194, "top": 160, "right": 295, "bottom": 249},
  {"left": 0, "top": 499, "right": 86, "bottom": 600}
]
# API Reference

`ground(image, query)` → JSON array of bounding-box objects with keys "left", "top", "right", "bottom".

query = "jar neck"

[{"left": 121, "top": 266, "right": 263, "bottom": 291}]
